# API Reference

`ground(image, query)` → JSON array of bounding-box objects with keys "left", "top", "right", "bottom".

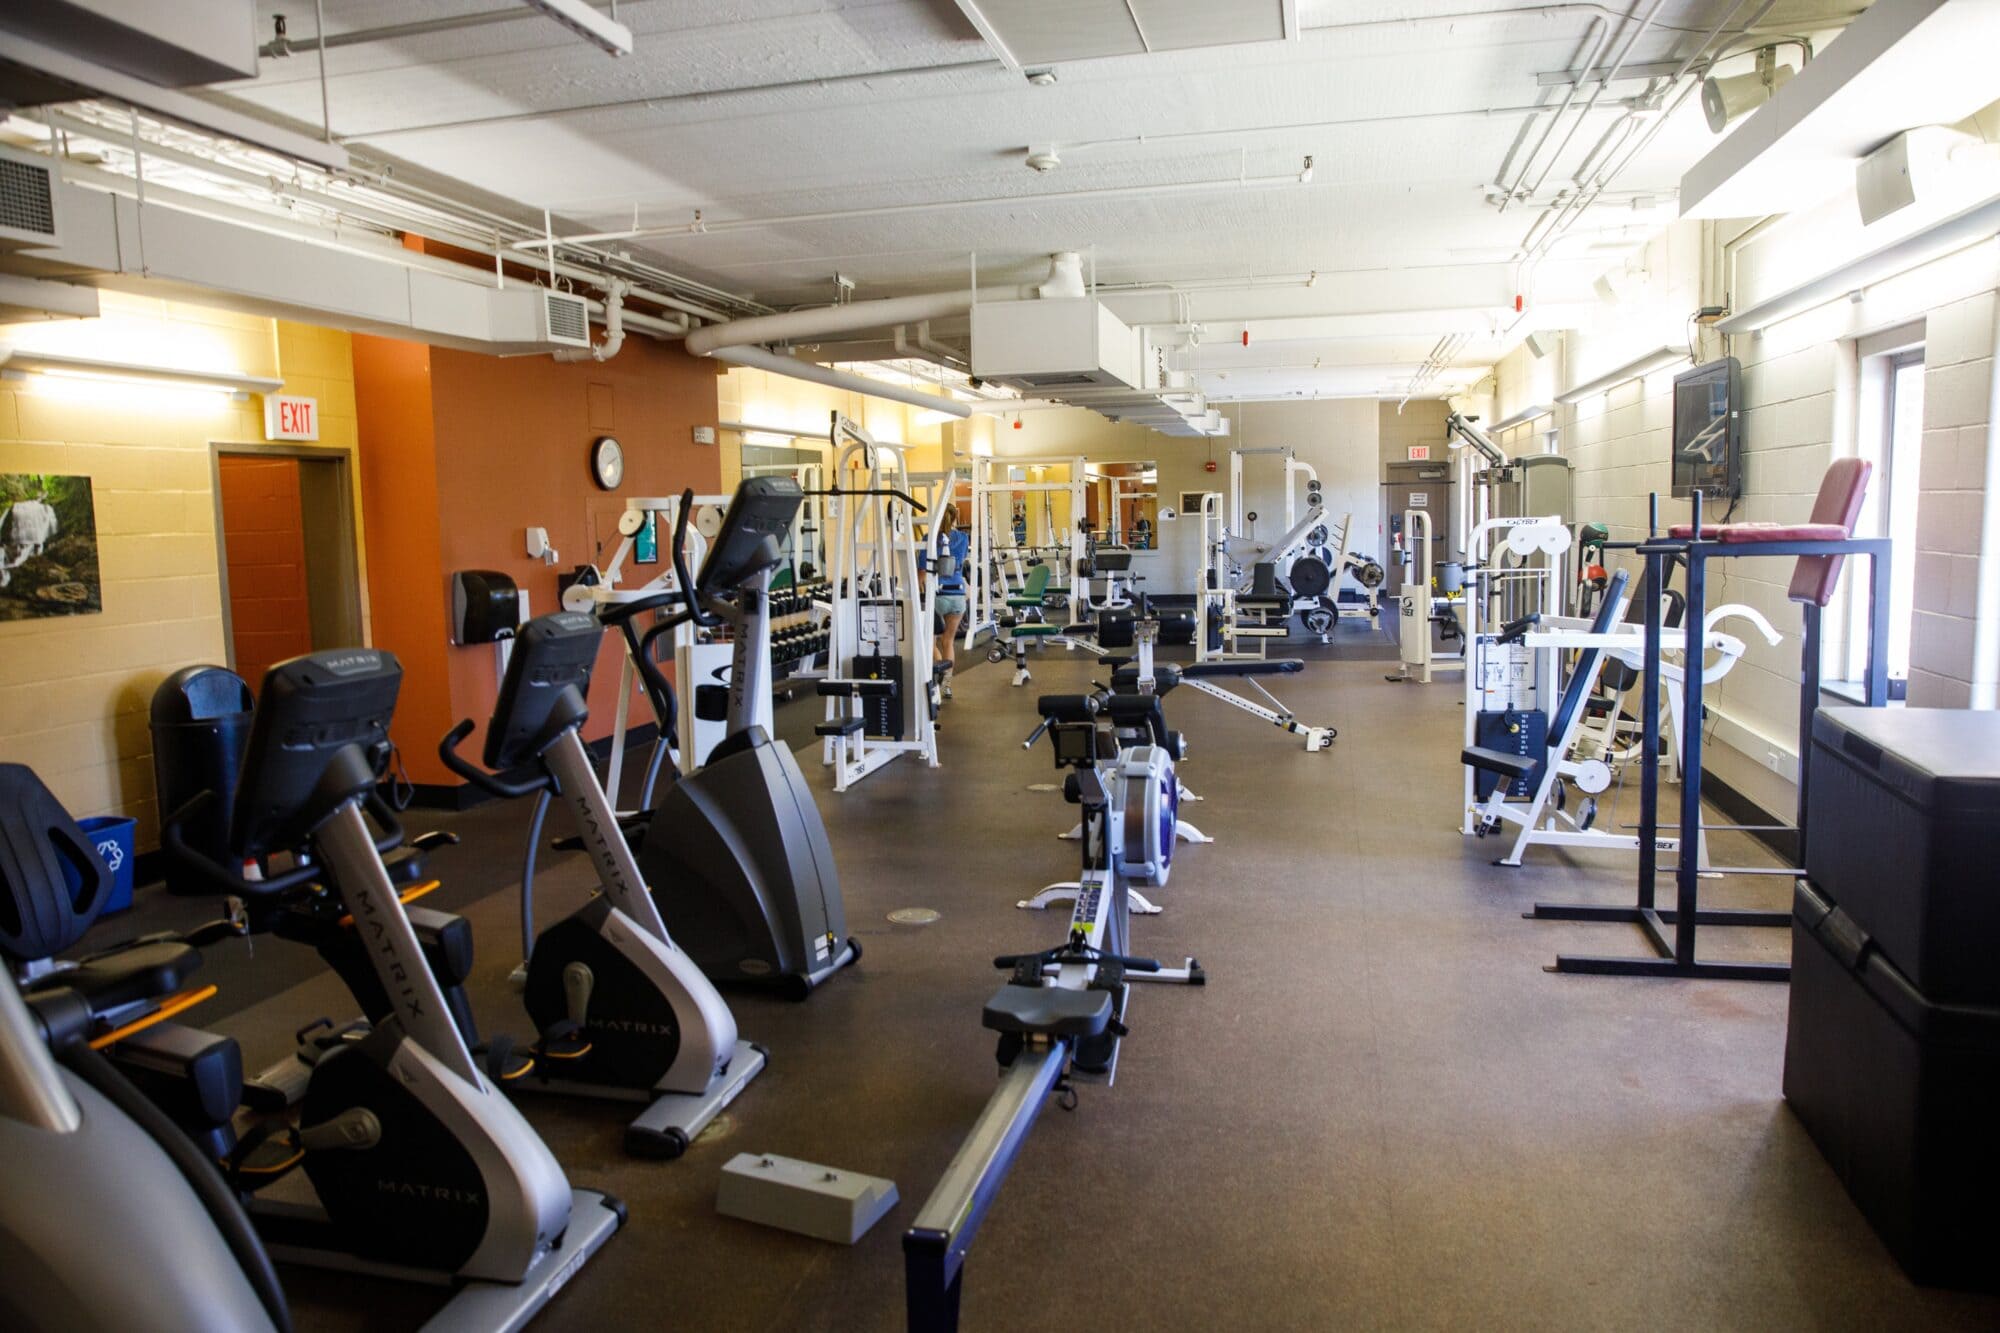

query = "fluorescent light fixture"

[
  {"left": 0, "top": 347, "right": 284, "bottom": 400},
  {"left": 1556, "top": 346, "right": 1687, "bottom": 404},
  {"left": 522, "top": 0, "right": 634, "bottom": 55},
  {"left": 1490, "top": 403, "right": 1554, "bottom": 432}
]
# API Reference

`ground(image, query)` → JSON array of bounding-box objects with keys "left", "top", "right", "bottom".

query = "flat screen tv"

[{"left": 1671, "top": 357, "right": 1742, "bottom": 500}]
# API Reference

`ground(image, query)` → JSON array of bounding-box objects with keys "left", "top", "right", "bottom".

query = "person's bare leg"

[{"left": 940, "top": 613, "right": 963, "bottom": 696}]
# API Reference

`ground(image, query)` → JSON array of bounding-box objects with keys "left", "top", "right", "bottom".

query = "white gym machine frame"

[
  {"left": 819, "top": 412, "right": 941, "bottom": 792},
  {"left": 572, "top": 493, "right": 771, "bottom": 808},
  {"left": 1459, "top": 523, "right": 1782, "bottom": 868},
  {"left": 965, "top": 455, "right": 1087, "bottom": 650}
]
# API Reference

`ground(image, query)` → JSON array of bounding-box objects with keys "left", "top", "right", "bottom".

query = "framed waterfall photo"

[{"left": 0, "top": 473, "right": 101, "bottom": 621}]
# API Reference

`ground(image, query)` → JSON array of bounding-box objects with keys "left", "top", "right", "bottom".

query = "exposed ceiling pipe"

[
  {"left": 343, "top": 59, "right": 1005, "bottom": 143},
  {"left": 892, "top": 323, "right": 965, "bottom": 370},
  {"left": 915, "top": 320, "right": 965, "bottom": 366},
  {"left": 36, "top": 108, "right": 755, "bottom": 324},
  {"left": 684, "top": 253, "right": 1077, "bottom": 358},
  {"left": 514, "top": 160, "right": 1312, "bottom": 249},
  {"left": 712, "top": 346, "right": 972, "bottom": 418},
  {"left": 555, "top": 278, "right": 631, "bottom": 360},
  {"left": 48, "top": 154, "right": 694, "bottom": 340},
  {"left": 261, "top": 8, "right": 527, "bottom": 57}
]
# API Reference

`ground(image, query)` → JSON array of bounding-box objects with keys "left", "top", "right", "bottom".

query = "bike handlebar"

[{"left": 437, "top": 719, "right": 547, "bottom": 799}]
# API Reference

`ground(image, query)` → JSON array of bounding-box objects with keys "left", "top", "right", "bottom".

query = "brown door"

[
  {"left": 218, "top": 455, "right": 313, "bottom": 693},
  {"left": 1380, "top": 468, "right": 1452, "bottom": 598}
]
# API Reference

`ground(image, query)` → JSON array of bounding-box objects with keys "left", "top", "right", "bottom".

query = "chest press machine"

[{"left": 1460, "top": 540, "right": 1784, "bottom": 869}]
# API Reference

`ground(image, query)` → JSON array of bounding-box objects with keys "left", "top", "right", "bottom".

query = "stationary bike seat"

[
  {"left": 981, "top": 984, "right": 1111, "bottom": 1038},
  {"left": 34, "top": 939, "right": 202, "bottom": 1012}
]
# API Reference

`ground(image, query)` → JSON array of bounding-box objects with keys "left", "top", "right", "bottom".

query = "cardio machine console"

[
  {"left": 697, "top": 476, "right": 806, "bottom": 597},
  {"left": 230, "top": 649, "right": 402, "bottom": 861},
  {"left": 484, "top": 610, "right": 600, "bottom": 770}
]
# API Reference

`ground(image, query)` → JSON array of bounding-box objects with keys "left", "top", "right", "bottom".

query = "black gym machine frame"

[{"left": 1528, "top": 490, "right": 1892, "bottom": 981}]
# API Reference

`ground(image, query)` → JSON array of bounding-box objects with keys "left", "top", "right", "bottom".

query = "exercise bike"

[
  {"left": 0, "top": 763, "right": 291, "bottom": 1333},
  {"left": 440, "top": 608, "right": 765, "bottom": 1158},
  {"left": 147, "top": 649, "right": 623, "bottom": 1323},
  {"left": 902, "top": 693, "right": 1204, "bottom": 1333}
]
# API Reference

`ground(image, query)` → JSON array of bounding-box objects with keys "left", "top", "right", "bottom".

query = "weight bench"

[
  {"left": 1171, "top": 657, "right": 1333, "bottom": 752},
  {"left": 993, "top": 621, "right": 1066, "bottom": 687}
]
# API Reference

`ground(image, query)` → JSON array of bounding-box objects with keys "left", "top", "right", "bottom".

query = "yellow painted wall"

[
  {"left": 716, "top": 366, "right": 959, "bottom": 482},
  {"left": 0, "top": 292, "right": 364, "bottom": 845}
]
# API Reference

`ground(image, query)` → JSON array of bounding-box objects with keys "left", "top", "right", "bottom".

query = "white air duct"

[
  {"left": 711, "top": 346, "right": 971, "bottom": 418},
  {"left": 1038, "top": 251, "right": 1086, "bottom": 300},
  {"left": 683, "top": 253, "right": 1079, "bottom": 357}
]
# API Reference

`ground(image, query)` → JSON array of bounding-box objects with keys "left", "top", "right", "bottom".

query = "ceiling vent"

[
  {"left": 541, "top": 290, "right": 592, "bottom": 348},
  {"left": 972, "top": 298, "right": 1141, "bottom": 392},
  {"left": 954, "top": 0, "right": 1288, "bottom": 67},
  {"left": 0, "top": 146, "right": 59, "bottom": 250}
]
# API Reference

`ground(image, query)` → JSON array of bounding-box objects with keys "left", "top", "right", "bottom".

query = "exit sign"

[
  {"left": 264, "top": 394, "right": 319, "bottom": 441},
  {"left": 1407, "top": 445, "right": 1431, "bottom": 461}
]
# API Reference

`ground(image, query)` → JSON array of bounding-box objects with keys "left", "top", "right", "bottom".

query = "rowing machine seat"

[
  {"left": 981, "top": 984, "right": 1111, "bottom": 1038},
  {"left": 1179, "top": 659, "right": 1305, "bottom": 678}
]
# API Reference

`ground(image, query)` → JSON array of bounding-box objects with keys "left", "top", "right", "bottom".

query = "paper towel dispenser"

[{"left": 451, "top": 570, "right": 522, "bottom": 645}]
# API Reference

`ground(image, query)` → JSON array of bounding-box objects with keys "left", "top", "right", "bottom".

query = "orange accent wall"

[
  {"left": 354, "top": 332, "right": 720, "bottom": 786},
  {"left": 218, "top": 455, "right": 313, "bottom": 692},
  {"left": 353, "top": 336, "right": 456, "bottom": 782}
]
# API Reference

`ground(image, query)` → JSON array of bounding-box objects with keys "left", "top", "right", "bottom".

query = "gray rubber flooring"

[{"left": 87, "top": 649, "right": 2000, "bottom": 1331}]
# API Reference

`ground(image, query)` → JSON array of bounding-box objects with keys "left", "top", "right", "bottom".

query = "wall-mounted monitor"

[{"left": 1671, "top": 357, "right": 1742, "bottom": 500}]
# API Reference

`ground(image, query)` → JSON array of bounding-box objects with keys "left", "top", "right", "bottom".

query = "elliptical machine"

[
  {"left": 440, "top": 608, "right": 766, "bottom": 1158},
  {"left": 155, "top": 649, "right": 623, "bottom": 1320},
  {"left": 631, "top": 477, "right": 860, "bottom": 998}
]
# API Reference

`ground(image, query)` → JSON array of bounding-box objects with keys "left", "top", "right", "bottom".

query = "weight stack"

[{"left": 853, "top": 655, "right": 904, "bottom": 739}]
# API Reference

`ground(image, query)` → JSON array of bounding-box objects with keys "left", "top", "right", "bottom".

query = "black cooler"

[
  {"left": 1785, "top": 881, "right": 2000, "bottom": 1289},
  {"left": 1804, "top": 706, "right": 2000, "bottom": 1003},
  {"left": 1788, "top": 706, "right": 2000, "bottom": 1290}
]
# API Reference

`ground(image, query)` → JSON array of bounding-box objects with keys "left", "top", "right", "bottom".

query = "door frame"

[{"left": 209, "top": 441, "right": 364, "bottom": 674}]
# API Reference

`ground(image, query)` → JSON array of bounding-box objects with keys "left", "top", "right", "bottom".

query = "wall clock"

[{"left": 591, "top": 435, "right": 624, "bottom": 490}]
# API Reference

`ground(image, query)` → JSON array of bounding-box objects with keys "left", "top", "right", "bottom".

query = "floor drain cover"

[{"left": 888, "top": 908, "right": 941, "bottom": 926}]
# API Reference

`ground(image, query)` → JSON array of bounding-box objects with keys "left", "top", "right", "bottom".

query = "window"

[{"left": 1834, "top": 330, "right": 1923, "bottom": 695}]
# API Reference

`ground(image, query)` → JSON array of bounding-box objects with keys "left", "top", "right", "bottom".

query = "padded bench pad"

[
  {"left": 1665, "top": 522, "right": 1848, "bottom": 542},
  {"left": 817, "top": 678, "right": 896, "bottom": 697},
  {"left": 1008, "top": 623, "right": 1064, "bottom": 637},
  {"left": 1181, "top": 659, "right": 1305, "bottom": 679},
  {"left": 982, "top": 983, "right": 1111, "bottom": 1038},
  {"left": 1460, "top": 746, "right": 1538, "bottom": 782}
]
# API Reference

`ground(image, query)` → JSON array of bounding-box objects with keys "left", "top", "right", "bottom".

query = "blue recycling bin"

[{"left": 73, "top": 815, "right": 137, "bottom": 914}]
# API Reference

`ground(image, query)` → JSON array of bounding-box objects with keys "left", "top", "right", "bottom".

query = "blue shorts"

[{"left": 935, "top": 594, "right": 968, "bottom": 617}]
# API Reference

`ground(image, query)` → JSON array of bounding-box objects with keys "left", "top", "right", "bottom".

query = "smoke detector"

[{"left": 1025, "top": 148, "right": 1061, "bottom": 174}]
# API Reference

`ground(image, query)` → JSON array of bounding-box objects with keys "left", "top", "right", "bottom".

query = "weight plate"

[{"left": 1289, "top": 556, "right": 1332, "bottom": 598}]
